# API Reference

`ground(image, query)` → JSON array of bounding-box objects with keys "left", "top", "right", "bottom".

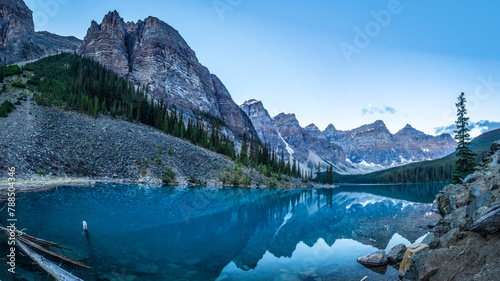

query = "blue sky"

[{"left": 25, "top": 0, "right": 500, "bottom": 137}]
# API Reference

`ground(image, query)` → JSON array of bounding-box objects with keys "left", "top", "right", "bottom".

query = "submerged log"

[
  {"left": 0, "top": 226, "right": 70, "bottom": 250},
  {"left": 16, "top": 239, "right": 84, "bottom": 281},
  {"left": 18, "top": 237, "right": 91, "bottom": 269}
]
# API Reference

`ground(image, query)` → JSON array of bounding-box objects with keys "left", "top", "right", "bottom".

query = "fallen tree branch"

[
  {"left": 18, "top": 237, "right": 91, "bottom": 269},
  {"left": 16, "top": 239, "right": 84, "bottom": 281}
]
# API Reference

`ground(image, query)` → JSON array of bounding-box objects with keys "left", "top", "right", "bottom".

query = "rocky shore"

[{"left": 357, "top": 141, "right": 500, "bottom": 280}]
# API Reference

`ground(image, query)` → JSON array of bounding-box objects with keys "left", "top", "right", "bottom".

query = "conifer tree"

[{"left": 452, "top": 92, "right": 476, "bottom": 183}]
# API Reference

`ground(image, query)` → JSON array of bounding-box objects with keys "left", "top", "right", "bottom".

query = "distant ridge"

[{"left": 332, "top": 128, "right": 500, "bottom": 183}]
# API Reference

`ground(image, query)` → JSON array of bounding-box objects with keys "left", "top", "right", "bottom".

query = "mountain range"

[
  {"left": 241, "top": 99, "right": 456, "bottom": 174},
  {"left": 0, "top": 0, "right": 457, "bottom": 175}
]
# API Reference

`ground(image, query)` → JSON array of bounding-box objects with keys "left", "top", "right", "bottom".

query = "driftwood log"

[
  {"left": 16, "top": 239, "right": 84, "bottom": 281},
  {"left": 0, "top": 225, "right": 89, "bottom": 280}
]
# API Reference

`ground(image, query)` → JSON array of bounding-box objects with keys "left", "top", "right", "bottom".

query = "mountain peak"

[
  {"left": 274, "top": 112, "right": 296, "bottom": 119},
  {"left": 102, "top": 10, "right": 123, "bottom": 24},
  {"left": 324, "top": 124, "right": 337, "bottom": 132},
  {"left": 242, "top": 99, "right": 262, "bottom": 106},
  {"left": 305, "top": 123, "right": 320, "bottom": 131},
  {"left": 403, "top": 124, "right": 415, "bottom": 130}
]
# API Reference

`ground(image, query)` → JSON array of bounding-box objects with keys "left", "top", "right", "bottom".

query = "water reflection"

[{"left": 0, "top": 183, "right": 443, "bottom": 281}]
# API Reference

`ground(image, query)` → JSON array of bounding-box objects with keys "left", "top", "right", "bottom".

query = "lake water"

[{"left": 0, "top": 183, "right": 444, "bottom": 281}]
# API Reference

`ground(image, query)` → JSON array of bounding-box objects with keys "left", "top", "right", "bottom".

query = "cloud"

[
  {"left": 434, "top": 120, "right": 500, "bottom": 136},
  {"left": 362, "top": 105, "right": 397, "bottom": 116}
]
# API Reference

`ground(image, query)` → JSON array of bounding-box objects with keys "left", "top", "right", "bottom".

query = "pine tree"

[
  {"left": 452, "top": 92, "right": 476, "bottom": 183},
  {"left": 317, "top": 162, "right": 321, "bottom": 183},
  {"left": 240, "top": 132, "right": 248, "bottom": 164}
]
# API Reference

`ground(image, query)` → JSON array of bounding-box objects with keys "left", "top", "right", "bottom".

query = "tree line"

[{"left": 26, "top": 53, "right": 316, "bottom": 183}]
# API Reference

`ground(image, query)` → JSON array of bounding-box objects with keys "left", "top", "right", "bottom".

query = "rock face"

[
  {"left": 240, "top": 99, "right": 290, "bottom": 158},
  {"left": 324, "top": 121, "right": 456, "bottom": 167},
  {"left": 79, "top": 11, "right": 256, "bottom": 139},
  {"left": 273, "top": 113, "right": 345, "bottom": 168},
  {"left": 0, "top": 0, "right": 81, "bottom": 65}
]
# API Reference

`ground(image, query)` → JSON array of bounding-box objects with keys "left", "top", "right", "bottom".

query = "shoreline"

[{"left": 0, "top": 175, "right": 334, "bottom": 202}]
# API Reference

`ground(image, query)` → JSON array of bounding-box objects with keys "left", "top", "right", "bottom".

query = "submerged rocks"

[
  {"left": 387, "top": 243, "right": 407, "bottom": 263},
  {"left": 356, "top": 250, "right": 388, "bottom": 267},
  {"left": 399, "top": 243, "right": 430, "bottom": 277}
]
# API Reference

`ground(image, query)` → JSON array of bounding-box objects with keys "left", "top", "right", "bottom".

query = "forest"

[{"left": 24, "top": 53, "right": 320, "bottom": 184}]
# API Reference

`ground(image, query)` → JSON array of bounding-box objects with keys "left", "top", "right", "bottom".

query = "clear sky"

[{"left": 25, "top": 0, "right": 500, "bottom": 137}]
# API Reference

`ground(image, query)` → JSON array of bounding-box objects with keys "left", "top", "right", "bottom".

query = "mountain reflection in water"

[{"left": 0, "top": 183, "right": 444, "bottom": 281}]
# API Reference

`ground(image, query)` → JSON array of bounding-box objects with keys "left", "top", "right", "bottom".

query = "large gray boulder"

[
  {"left": 356, "top": 250, "right": 388, "bottom": 267},
  {"left": 471, "top": 204, "right": 500, "bottom": 236},
  {"left": 387, "top": 243, "right": 406, "bottom": 263}
]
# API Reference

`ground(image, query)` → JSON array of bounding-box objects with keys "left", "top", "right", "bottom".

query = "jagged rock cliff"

[
  {"left": 240, "top": 99, "right": 291, "bottom": 158},
  {"left": 324, "top": 120, "right": 456, "bottom": 166},
  {"left": 0, "top": 0, "right": 80, "bottom": 64},
  {"left": 274, "top": 113, "right": 346, "bottom": 167},
  {"left": 79, "top": 11, "right": 256, "bottom": 139}
]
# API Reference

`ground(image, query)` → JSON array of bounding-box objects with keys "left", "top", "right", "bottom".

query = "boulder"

[
  {"left": 466, "top": 191, "right": 494, "bottom": 221},
  {"left": 356, "top": 250, "right": 388, "bottom": 267},
  {"left": 464, "top": 172, "right": 479, "bottom": 183},
  {"left": 399, "top": 243, "right": 430, "bottom": 276},
  {"left": 436, "top": 184, "right": 469, "bottom": 216},
  {"left": 489, "top": 179, "right": 500, "bottom": 191},
  {"left": 439, "top": 228, "right": 459, "bottom": 248},
  {"left": 470, "top": 186, "right": 484, "bottom": 198},
  {"left": 387, "top": 243, "right": 406, "bottom": 263},
  {"left": 421, "top": 232, "right": 439, "bottom": 249},
  {"left": 471, "top": 204, "right": 500, "bottom": 236},
  {"left": 402, "top": 251, "right": 429, "bottom": 281}
]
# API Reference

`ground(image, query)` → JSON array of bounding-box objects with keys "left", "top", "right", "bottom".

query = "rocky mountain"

[
  {"left": 0, "top": 0, "right": 80, "bottom": 65},
  {"left": 393, "top": 124, "right": 457, "bottom": 160},
  {"left": 79, "top": 11, "right": 256, "bottom": 139},
  {"left": 241, "top": 100, "right": 456, "bottom": 174},
  {"left": 240, "top": 99, "right": 291, "bottom": 158},
  {"left": 273, "top": 113, "right": 346, "bottom": 168},
  {"left": 324, "top": 120, "right": 456, "bottom": 167}
]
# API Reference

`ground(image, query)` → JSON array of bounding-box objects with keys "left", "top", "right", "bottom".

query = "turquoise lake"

[{"left": 0, "top": 183, "right": 445, "bottom": 281}]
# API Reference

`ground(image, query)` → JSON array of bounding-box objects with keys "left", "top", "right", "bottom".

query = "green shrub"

[
  {"left": 27, "top": 78, "right": 40, "bottom": 86},
  {"left": 36, "top": 170, "right": 46, "bottom": 175},
  {"left": 12, "top": 82, "right": 26, "bottom": 88},
  {"left": 1, "top": 65, "right": 22, "bottom": 77},
  {"left": 0, "top": 100, "right": 15, "bottom": 117},
  {"left": 268, "top": 180, "right": 279, "bottom": 188}
]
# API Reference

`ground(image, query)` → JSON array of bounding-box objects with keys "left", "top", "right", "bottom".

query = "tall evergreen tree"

[
  {"left": 317, "top": 162, "right": 321, "bottom": 183},
  {"left": 452, "top": 92, "right": 476, "bottom": 183}
]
